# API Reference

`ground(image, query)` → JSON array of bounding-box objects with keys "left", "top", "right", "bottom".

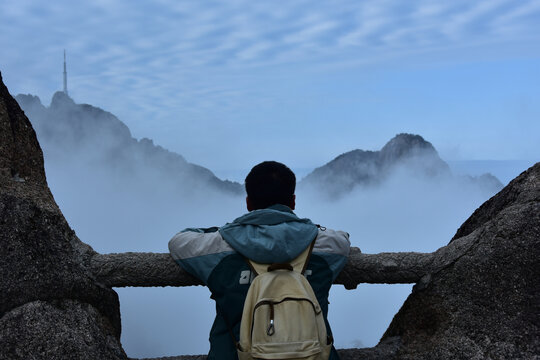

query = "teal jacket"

[{"left": 169, "top": 205, "right": 350, "bottom": 360}]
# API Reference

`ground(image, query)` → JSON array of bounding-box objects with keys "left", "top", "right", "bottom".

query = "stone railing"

[{"left": 90, "top": 231, "right": 476, "bottom": 289}]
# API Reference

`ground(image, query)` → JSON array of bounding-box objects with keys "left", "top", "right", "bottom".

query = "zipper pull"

[
  {"left": 267, "top": 303, "right": 275, "bottom": 336},
  {"left": 267, "top": 319, "right": 275, "bottom": 336}
]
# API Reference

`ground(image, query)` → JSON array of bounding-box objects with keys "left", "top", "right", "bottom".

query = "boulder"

[
  {"left": 0, "top": 300, "right": 125, "bottom": 359},
  {"left": 376, "top": 163, "right": 540, "bottom": 359},
  {"left": 0, "top": 72, "right": 127, "bottom": 359}
]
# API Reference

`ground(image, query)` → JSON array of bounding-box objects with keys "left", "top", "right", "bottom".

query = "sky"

[
  {"left": 1, "top": 0, "right": 539, "bottom": 176},
  {"left": 1, "top": 0, "right": 540, "bottom": 358}
]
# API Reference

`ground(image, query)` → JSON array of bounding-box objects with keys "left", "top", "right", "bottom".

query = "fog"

[
  {"left": 296, "top": 162, "right": 503, "bottom": 350},
  {"left": 17, "top": 91, "right": 531, "bottom": 357},
  {"left": 39, "top": 142, "right": 512, "bottom": 357},
  {"left": 43, "top": 147, "right": 243, "bottom": 357}
]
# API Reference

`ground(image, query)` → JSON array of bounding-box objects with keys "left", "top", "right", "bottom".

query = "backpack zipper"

[{"left": 252, "top": 297, "right": 321, "bottom": 337}]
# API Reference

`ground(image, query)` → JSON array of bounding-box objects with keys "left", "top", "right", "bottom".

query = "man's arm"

[
  {"left": 168, "top": 228, "right": 235, "bottom": 285},
  {"left": 313, "top": 229, "right": 351, "bottom": 281}
]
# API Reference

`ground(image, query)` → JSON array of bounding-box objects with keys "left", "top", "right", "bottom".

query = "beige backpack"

[{"left": 236, "top": 241, "right": 332, "bottom": 360}]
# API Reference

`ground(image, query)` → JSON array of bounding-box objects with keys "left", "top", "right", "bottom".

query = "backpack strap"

[
  {"left": 247, "top": 236, "right": 317, "bottom": 275},
  {"left": 301, "top": 238, "right": 316, "bottom": 275},
  {"left": 244, "top": 256, "right": 258, "bottom": 276}
]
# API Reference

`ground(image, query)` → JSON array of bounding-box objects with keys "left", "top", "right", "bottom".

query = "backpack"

[{"left": 236, "top": 240, "right": 333, "bottom": 360}]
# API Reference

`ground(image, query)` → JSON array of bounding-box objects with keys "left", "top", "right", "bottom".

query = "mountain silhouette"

[
  {"left": 301, "top": 133, "right": 501, "bottom": 196},
  {"left": 16, "top": 94, "right": 501, "bottom": 199},
  {"left": 16, "top": 92, "right": 242, "bottom": 194}
]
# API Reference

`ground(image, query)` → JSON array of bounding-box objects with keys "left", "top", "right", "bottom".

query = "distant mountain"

[
  {"left": 301, "top": 133, "right": 502, "bottom": 196},
  {"left": 15, "top": 94, "right": 502, "bottom": 199},
  {"left": 16, "top": 92, "right": 242, "bottom": 194}
]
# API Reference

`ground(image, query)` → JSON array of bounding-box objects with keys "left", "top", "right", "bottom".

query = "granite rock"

[
  {"left": 0, "top": 300, "right": 125, "bottom": 360},
  {"left": 0, "top": 72, "right": 127, "bottom": 359},
  {"left": 377, "top": 163, "right": 540, "bottom": 359}
]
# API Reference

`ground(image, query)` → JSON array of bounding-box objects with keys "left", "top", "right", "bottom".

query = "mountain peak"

[
  {"left": 379, "top": 133, "right": 437, "bottom": 163},
  {"left": 301, "top": 133, "right": 458, "bottom": 196},
  {"left": 50, "top": 91, "right": 75, "bottom": 108},
  {"left": 16, "top": 91, "right": 243, "bottom": 195}
]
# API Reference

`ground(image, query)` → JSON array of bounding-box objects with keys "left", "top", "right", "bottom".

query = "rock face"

[
  {"left": 374, "top": 163, "right": 540, "bottom": 359},
  {"left": 0, "top": 73, "right": 127, "bottom": 359}
]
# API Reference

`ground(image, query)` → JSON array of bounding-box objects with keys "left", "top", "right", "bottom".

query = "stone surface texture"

[
  {"left": 1, "top": 300, "right": 125, "bottom": 360},
  {"left": 0, "top": 72, "right": 126, "bottom": 359},
  {"left": 378, "top": 163, "right": 540, "bottom": 359}
]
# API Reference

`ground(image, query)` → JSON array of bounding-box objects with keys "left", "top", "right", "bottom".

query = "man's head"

[{"left": 245, "top": 161, "right": 296, "bottom": 211}]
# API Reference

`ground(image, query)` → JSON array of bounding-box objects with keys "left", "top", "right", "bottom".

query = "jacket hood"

[{"left": 219, "top": 204, "right": 318, "bottom": 263}]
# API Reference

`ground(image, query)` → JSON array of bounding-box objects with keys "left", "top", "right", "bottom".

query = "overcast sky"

[{"left": 1, "top": 0, "right": 539, "bottom": 174}]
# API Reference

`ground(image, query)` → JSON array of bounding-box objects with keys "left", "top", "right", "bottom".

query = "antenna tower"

[{"left": 63, "top": 50, "right": 68, "bottom": 95}]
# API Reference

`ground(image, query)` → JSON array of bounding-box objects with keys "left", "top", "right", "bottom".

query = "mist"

[
  {"left": 42, "top": 139, "right": 244, "bottom": 357},
  {"left": 16, "top": 92, "right": 528, "bottom": 357},
  {"left": 296, "top": 161, "right": 504, "bottom": 350},
  {"left": 43, "top": 144, "right": 504, "bottom": 357}
]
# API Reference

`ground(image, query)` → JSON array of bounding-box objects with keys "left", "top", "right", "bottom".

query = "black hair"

[{"left": 245, "top": 161, "right": 296, "bottom": 210}]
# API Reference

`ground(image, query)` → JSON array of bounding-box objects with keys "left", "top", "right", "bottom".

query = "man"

[{"left": 169, "top": 161, "right": 350, "bottom": 359}]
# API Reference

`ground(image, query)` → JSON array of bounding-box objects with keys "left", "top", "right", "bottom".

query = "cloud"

[
  {"left": 1, "top": 0, "right": 538, "bottom": 170},
  {"left": 44, "top": 139, "right": 500, "bottom": 356},
  {"left": 4, "top": 1, "right": 538, "bottom": 73}
]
